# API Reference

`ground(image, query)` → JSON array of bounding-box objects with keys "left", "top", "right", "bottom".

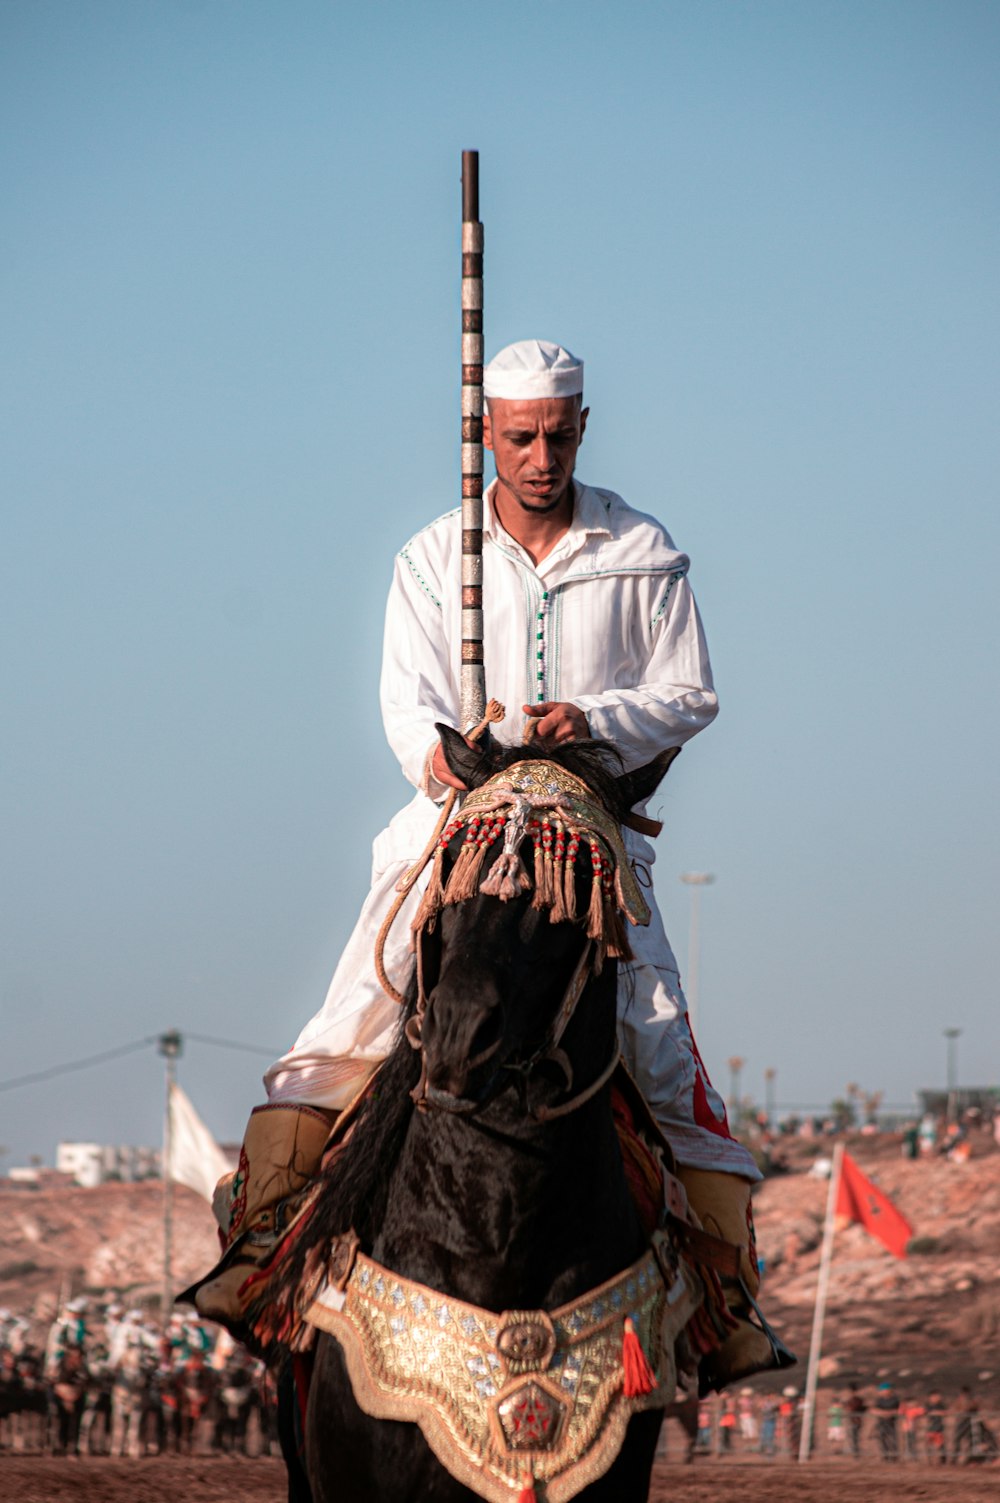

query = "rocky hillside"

[
  {"left": 0, "top": 1178, "right": 220, "bottom": 1321},
  {"left": 751, "top": 1132, "right": 1000, "bottom": 1391}
]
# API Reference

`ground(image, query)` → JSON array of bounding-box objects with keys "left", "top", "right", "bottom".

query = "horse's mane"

[
  {"left": 309, "top": 985, "right": 423, "bottom": 1250},
  {"left": 280, "top": 738, "right": 628, "bottom": 1282}
]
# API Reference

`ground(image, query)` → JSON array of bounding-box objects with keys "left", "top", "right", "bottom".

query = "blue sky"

[{"left": 2, "top": 1, "right": 998, "bottom": 1167}]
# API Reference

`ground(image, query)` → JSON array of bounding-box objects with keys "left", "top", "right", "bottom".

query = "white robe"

[{"left": 265, "top": 481, "right": 758, "bottom": 1177}]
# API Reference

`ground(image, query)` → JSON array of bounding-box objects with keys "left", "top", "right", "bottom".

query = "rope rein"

[{"left": 373, "top": 699, "right": 505, "bottom": 1005}]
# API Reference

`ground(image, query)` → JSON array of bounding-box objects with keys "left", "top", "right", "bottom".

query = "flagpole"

[
  {"left": 158, "top": 1029, "right": 182, "bottom": 1329},
  {"left": 798, "top": 1140, "right": 843, "bottom": 1462}
]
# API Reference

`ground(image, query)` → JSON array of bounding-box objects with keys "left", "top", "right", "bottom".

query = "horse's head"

[{"left": 408, "top": 728, "right": 678, "bottom": 1116}]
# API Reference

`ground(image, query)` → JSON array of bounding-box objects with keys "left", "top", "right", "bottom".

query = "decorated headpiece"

[
  {"left": 411, "top": 761, "right": 648, "bottom": 963},
  {"left": 483, "top": 339, "right": 583, "bottom": 401}
]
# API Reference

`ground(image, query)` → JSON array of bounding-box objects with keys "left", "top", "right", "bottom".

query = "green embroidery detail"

[
  {"left": 521, "top": 572, "right": 543, "bottom": 696},
  {"left": 561, "top": 564, "right": 684, "bottom": 584},
  {"left": 651, "top": 570, "right": 686, "bottom": 629},
  {"left": 549, "top": 587, "right": 564, "bottom": 702},
  {"left": 399, "top": 547, "right": 442, "bottom": 609},
  {"left": 396, "top": 508, "right": 462, "bottom": 610}
]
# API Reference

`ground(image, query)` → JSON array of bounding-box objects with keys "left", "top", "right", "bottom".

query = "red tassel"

[
  {"left": 622, "top": 1315, "right": 657, "bottom": 1398},
  {"left": 517, "top": 1476, "right": 537, "bottom": 1503}
]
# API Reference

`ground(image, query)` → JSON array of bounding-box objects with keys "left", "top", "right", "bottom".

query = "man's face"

[{"left": 483, "top": 396, "right": 589, "bottom": 514}]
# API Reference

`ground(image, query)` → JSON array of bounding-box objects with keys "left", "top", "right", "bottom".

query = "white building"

[
  {"left": 55, "top": 1143, "right": 105, "bottom": 1188},
  {"left": 55, "top": 1142, "right": 161, "bottom": 1187}
]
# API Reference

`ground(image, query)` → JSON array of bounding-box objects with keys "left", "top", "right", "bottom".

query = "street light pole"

[
  {"left": 679, "top": 872, "right": 715, "bottom": 1038},
  {"left": 727, "top": 1055, "right": 746, "bottom": 1127},
  {"left": 764, "top": 1066, "right": 777, "bottom": 1129},
  {"left": 943, "top": 1027, "right": 961, "bottom": 1124},
  {"left": 158, "top": 1029, "right": 182, "bottom": 1328}
]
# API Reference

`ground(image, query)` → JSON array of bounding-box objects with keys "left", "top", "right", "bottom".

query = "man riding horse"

[{"left": 192, "top": 338, "right": 784, "bottom": 1392}]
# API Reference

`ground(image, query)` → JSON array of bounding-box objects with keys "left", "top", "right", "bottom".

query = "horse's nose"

[{"left": 423, "top": 1001, "right": 503, "bottom": 1098}]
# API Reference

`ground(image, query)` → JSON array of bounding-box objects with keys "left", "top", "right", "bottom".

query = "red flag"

[{"left": 835, "top": 1151, "right": 913, "bottom": 1258}]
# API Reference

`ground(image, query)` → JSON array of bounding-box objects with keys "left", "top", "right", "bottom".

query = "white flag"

[{"left": 168, "top": 1081, "right": 232, "bottom": 1201}]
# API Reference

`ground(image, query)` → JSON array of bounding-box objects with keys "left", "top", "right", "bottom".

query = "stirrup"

[
  {"left": 698, "top": 1276, "right": 797, "bottom": 1396},
  {"left": 738, "top": 1276, "right": 798, "bottom": 1369}
]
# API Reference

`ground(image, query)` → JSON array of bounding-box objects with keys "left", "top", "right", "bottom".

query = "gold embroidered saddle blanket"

[{"left": 304, "top": 1232, "right": 701, "bottom": 1503}]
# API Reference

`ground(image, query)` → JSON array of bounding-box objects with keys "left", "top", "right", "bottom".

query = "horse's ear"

[
  {"left": 615, "top": 746, "right": 681, "bottom": 810},
  {"left": 435, "top": 723, "right": 496, "bottom": 790}
]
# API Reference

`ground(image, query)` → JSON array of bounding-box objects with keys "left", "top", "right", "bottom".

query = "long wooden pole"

[
  {"left": 460, "top": 149, "right": 486, "bottom": 731},
  {"left": 798, "top": 1140, "right": 843, "bottom": 1461}
]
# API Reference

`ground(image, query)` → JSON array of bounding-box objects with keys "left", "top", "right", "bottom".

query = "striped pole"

[{"left": 460, "top": 149, "right": 486, "bottom": 731}]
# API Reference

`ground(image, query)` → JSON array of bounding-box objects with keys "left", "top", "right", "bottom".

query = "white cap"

[{"left": 483, "top": 339, "right": 583, "bottom": 401}]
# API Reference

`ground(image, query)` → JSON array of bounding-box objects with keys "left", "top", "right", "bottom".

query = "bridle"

[
  {"left": 406, "top": 930, "right": 620, "bottom": 1124},
  {"left": 493, "top": 937, "right": 621, "bottom": 1123},
  {"left": 402, "top": 761, "right": 643, "bottom": 1123}
]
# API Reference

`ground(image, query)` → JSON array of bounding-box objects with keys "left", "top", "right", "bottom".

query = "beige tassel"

[
  {"left": 563, "top": 856, "right": 577, "bottom": 922},
  {"left": 479, "top": 815, "right": 530, "bottom": 901},
  {"left": 565, "top": 835, "right": 580, "bottom": 925},
  {"left": 603, "top": 897, "right": 633, "bottom": 961},
  {"left": 480, "top": 849, "right": 530, "bottom": 900},
  {"left": 465, "top": 837, "right": 491, "bottom": 895},
  {"left": 532, "top": 834, "right": 547, "bottom": 911},
  {"left": 411, "top": 846, "right": 446, "bottom": 935},
  {"left": 444, "top": 832, "right": 484, "bottom": 904},
  {"left": 542, "top": 821, "right": 558, "bottom": 908},
  {"left": 547, "top": 821, "right": 567, "bottom": 924},
  {"left": 586, "top": 843, "right": 605, "bottom": 942},
  {"left": 562, "top": 829, "right": 577, "bottom": 919}
]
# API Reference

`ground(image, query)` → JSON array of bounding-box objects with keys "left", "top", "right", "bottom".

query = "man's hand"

[
  {"left": 431, "top": 737, "right": 471, "bottom": 790},
  {"left": 522, "top": 702, "right": 591, "bottom": 743}
]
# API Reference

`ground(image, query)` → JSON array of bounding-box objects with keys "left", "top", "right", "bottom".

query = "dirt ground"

[{"left": 1, "top": 1454, "right": 998, "bottom": 1503}]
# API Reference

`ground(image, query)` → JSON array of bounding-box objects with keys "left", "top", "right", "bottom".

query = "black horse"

[{"left": 295, "top": 732, "right": 682, "bottom": 1503}]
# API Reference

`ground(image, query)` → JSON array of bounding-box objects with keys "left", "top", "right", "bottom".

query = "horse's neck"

[{"left": 374, "top": 1086, "right": 644, "bottom": 1312}]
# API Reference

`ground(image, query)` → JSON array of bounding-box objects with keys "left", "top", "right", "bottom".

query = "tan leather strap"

[
  {"left": 664, "top": 1211, "right": 742, "bottom": 1281},
  {"left": 621, "top": 811, "right": 663, "bottom": 837}
]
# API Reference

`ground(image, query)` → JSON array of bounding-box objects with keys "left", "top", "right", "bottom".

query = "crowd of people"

[
  {"left": 3, "top": 1297, "right": 997, "bottom": 1468},
  {"left": 667, "top": 1379, "right": 999, "bottom": 1464},
  {"left": 0, "top": 1299, "right": 278, "bottom": 1458}
]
